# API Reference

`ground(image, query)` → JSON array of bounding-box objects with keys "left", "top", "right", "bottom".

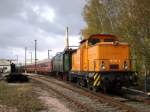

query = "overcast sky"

[{"left": 0, "top": 0, "right": 86, "bottom": 64}]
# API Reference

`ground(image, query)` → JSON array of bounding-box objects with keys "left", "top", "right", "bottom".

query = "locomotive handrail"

[{"left": 92, "top": 58, "right": 137, "bottom": 71}]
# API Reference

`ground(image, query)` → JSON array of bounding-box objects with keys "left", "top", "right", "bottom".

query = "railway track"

[
  {"left": 31, "top": 77, "right": 95, "bottom": 112},
  {"left": 27, "top": 74, "right": 148, "bottom": 112},
  {"left": 121, "top": 87, "right": 150, "bottom": 104},
  {"left": 34, "top": 75, "right": 137, "bottom": 111}
]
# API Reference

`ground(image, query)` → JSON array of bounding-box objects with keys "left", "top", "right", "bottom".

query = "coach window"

[
  {"left": 88, "top": 38, "right": 100, "bottom": 46},
  {"left": 104, "top": 38, "right": 115, "bottom": 42}
]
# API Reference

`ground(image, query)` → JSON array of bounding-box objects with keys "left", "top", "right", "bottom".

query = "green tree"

[
  {"left": 81, "top": 0, "right": 113, "bottom": 38},
  {"left": 82, "top": 0, "right": 150, "bottom": 74}
]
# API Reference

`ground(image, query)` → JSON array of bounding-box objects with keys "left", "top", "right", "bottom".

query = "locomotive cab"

[
  {"left": 86, "top": 34, "right": 133, "bottom": 72},
  {"left": 88, "top": 34, "right": 116, "bottom": 46}
]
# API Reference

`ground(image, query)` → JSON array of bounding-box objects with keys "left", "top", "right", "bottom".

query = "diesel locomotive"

[
  {"left": 24, "top": 34, "right": 137, "bottom": 92},
  {"left": 70, "top": 34, "right": 136, "bottom": 92}
]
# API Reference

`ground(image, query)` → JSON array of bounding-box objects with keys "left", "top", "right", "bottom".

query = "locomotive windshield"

[
  {"left": 104, "top": 38, "right": 115, "bottom": 42},
  {"left": 88, "top": 38, "right": 100, "bottom": 46}
]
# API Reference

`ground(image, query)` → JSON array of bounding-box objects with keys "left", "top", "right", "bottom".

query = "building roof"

[{"left": 0, "top": 59, "right": 10, "bottom": 66}]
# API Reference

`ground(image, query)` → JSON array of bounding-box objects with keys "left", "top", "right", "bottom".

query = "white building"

[{"left": 0, "top": 59, "right": 11, "bottom": 73}]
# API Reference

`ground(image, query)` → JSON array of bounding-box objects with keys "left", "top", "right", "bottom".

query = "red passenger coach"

[
  {"left": 26, "top": 64, "right": 35, "bottom": 73},
  {"left": 36, "top": 59, "right": 52, "bottom": 74},
  {"left": 26, "top": 59, "right": 52, "bottom": 75}
]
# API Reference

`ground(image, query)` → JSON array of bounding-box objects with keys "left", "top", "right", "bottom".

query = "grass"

[{"left": 0, "top": 81, "right": 46, "bottom": 112}]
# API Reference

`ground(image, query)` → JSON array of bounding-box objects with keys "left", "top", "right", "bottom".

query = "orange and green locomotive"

[{"left": 69, "top": 34, "right": 137, "bottom": 92}]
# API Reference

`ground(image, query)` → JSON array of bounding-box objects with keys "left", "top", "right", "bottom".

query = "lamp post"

[
  {"left": 48, "top": 50, "right": 52, "bottom": 59},
  {"left": 25, "top": 47, "right": 27, "bottom": 73},
  {"left": 35, "top": 40, "right": 37, "bottom": 73},
  {"left": 29, "top": 52, "right": 32, "bottom": 64}
]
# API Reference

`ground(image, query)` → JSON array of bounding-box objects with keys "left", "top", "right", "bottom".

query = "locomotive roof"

[
  {"left": 80, "top": 34, "right": 117, "bottom": 43},
  {"left": 53, "top": 48, "right": 77, "bottom": 58}
]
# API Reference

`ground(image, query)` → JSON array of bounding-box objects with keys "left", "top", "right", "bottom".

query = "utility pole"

[
  {"left": 29, "top": 52, "right": 32, "bottom": 64},
  {"left": 48, "top": 50, "right": 52, "bottom": 59},
  {"left": 25, "top": 47, "right": 27, "bottom": 73},
  {"left": 35, "top": 40, "right": 37, "bottom": 73}
]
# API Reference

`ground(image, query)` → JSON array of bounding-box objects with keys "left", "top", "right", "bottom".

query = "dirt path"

[
  {"left": 32, "top": 82, "right": 74, "bottom": 112},
  {"left": 30, "top": 77, "right": 126, "bottom": 112}
]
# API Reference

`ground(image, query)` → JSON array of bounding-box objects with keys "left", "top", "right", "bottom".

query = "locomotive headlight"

[
  {"left": 124, "top": 61, "right": 128, "bottom": 70},
  {"left": 102, "top": 65, "right": 105, "bottom": 70},
  {"left": 100, "top": 61, "right": 105, "bottom": 70},
  {"left": 125, "top": 65, "right": 128, "bottom": 70}
]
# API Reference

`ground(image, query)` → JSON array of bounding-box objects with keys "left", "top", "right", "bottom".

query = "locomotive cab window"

[
  {"left": 104, "top": 38, "right": 115, "bottom": 42},
  {"left": 88, "top": 38, "right": 100, "bottom": 46}
]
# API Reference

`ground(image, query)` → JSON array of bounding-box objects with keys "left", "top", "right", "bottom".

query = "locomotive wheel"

[
  {"left": 88, "top": 85, "right": 93, "bottom": 91},
  {"left": 80, "top": 79, "right": 87, "bottom": 87},
  {"left": 77, "top": 79, "right": 81, "bottom": 86},
  {"left": 68, "top": 74, "right": 73, "bottom": 82},
  {"left": 93, "top": 86, "right": 99, "bottom": 92},
  {"left": 77, "top": 77, "right": 85, "bottom": 87},
  {"left": 101, "top": 83, "right": 108, "bottom": 93},
  {"left": 88, "top": 85, "right": 98, "bottom": 92},
  {"left": 87, "top": 83, "right": 93, "bottom": 90}
]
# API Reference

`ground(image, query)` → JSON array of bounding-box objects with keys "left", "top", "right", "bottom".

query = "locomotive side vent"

[{"left": 109, "top": 64, "right": 119, "bottom": 69}]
